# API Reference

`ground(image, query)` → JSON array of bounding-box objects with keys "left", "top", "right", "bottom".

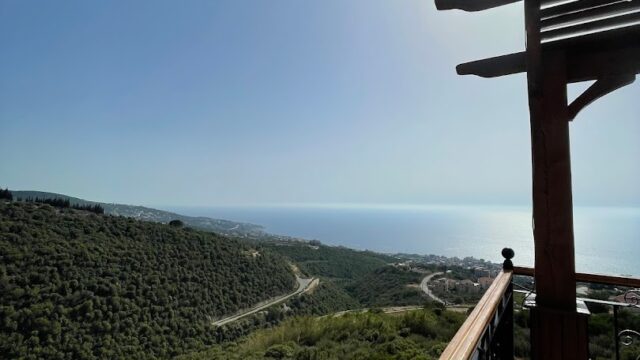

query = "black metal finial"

[{"left": 502, "top": 248, "right": 514, "bottom": 270}]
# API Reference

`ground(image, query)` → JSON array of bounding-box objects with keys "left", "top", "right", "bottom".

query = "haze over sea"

[{"left": 171, "top": 205, "right": 640, "bottom": 277}]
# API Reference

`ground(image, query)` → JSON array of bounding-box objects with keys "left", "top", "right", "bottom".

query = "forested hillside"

[
  {"left": 11, "top": 190, "right": 263, "bottom": 237},
  {"left": 179, "top": 306, "right": 466, "bottom": 360},
  {"left": 262, "top": 242, "right": 430, "bottom": 309},
  {"left": 0, "top": 201, "right": 296, "bottom": 359},
  {"left": 263, "top": 242, "right": 396, "bottom": 280},
  {"left": 346, "top": 266, "right": 425, "bottom": 307}
]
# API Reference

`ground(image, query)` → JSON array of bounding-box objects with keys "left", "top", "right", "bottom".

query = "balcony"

[{"left": 440, "top": 249, "right": 640, "bottom": 359}]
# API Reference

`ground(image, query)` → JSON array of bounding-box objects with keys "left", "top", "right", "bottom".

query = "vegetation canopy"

[
  {"left": 0, "top": 188, "right": 12, "bottom": 201},
  {"left": 179, "top": 307, "right": 466, "bottom": 360},
  {"left": 0, "top": 202, "right": 296, "bottom": 359}
]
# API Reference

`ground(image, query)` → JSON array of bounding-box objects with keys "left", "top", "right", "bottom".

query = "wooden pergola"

[{"left": 435, "top": 0, "right": 639, "bottom": 358}]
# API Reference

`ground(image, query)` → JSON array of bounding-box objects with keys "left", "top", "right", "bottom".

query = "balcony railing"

[
  {"left": 439, "top": 267, "right": 514, "bottom": 359},
  {"left": 439, "top": 249, "right": 640, "bottom": 360}
]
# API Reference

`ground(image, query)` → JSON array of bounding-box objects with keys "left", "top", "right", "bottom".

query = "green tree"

[{"left": 169, "top": 219, "right": 184, "bottom": 227}]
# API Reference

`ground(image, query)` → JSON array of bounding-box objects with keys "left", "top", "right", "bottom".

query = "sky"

[{"left": 1, "top": 0, "right": 638, "bottom": 208}]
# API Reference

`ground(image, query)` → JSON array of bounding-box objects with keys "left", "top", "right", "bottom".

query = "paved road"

[
  {"left": 420, "top": 272, "right": 446, "bottom": 305},
  {"left": 212, "top": 276, "right": 317, "bottom": 327},
  {"left": 328, "top": 305, "right": 424, "bottom": 318}
]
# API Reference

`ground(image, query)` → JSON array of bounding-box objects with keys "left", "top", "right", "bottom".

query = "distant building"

[
  {"left": 478, "top": 277, "right": 494, "bottom": 290},
  {"left": 473, "top": 267, "right": 491, "bottom": 278},
  {"left": 460, "top": 279, "right": 480, "bottom": 293}
]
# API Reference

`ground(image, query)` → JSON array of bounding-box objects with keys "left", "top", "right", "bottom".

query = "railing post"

[
  {"left": 613, "top": 306, "right": 620, "bottom": 360},
  {"left": 504, "top": 283, "right": 514, "bottom": 359},
  {"left": 495, "top": 248, "right": 515, "bottom": 360},
  {"left": 502, "top": 248, "right": 514, "bottom": 272}
]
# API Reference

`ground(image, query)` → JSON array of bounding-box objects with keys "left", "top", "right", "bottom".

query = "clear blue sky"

[{"left": 1, "top": 0, "right": 638, "bottom": 207}]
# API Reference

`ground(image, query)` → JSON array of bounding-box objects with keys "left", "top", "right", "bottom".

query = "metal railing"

[
  {"left": 439, "top": 249, "right": 640, "bottom": 360},
  {"left": 513, "top": 266, "right": 640, "bottom": 360}
]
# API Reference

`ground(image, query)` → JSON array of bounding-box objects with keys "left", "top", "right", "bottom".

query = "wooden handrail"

[
  {"left": 440, "top": 265, "right": 640, "bottom": 359},
  {"left": 512, "top": 266, "right": 534, "bottom": 277},
  {"left": 440, "top": 270, "right": 513, "bottom": 359},
  {"left": 513, "top": 266, "right": 640, "bottom": 288}
]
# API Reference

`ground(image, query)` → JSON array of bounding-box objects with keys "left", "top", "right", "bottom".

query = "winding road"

[
  {"left": 212, "top": 276, "right": 317, "bottom": 327},
  {"left": 420, "top": 272, "right": 446, "bottom": 305},
  {"left": 213, "top": 271, "right": 452, "bottom": 327}
]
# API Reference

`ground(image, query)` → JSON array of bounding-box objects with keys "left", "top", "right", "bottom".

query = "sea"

[{"left": 169, "top": 204, "right": 640, "bottom": 277}]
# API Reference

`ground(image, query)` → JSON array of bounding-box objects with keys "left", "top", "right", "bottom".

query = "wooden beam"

[
  {"left": 435, "top": 0, "right": 521, "bottom": 11},
  {"left": 456, "top": 45, "right": 640, "bottom": 82},
  {"left": 514, "top": 266, "right": 640, "bottom": 288},
  {"left": 565, "top": 45, "right": 640, "bottom": 82},
  {"left": 456, "top": 52, "right": 527, "bottom": 78},
  {"left": 576, "top": 271, "right": 640, "bottom": 288}
]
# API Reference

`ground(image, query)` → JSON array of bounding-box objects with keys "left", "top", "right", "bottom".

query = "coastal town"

[
  {"left": 393, "top": 253, "right": 639, "bottom": 311},
  {"left": 391, "top": 253, "right": 503, "bottom": 305}
]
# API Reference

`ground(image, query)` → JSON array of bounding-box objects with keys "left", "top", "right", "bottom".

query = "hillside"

[
  {"left": 261, "top": 241, "right": 433, "bottom": 310},
  {"left": 179, "top": 306, "right": 466, "bottom": 360},
  {"left": 346, "top": 266, "right": 426, "bottom": 307},
  {"left": 11, "top": 190, "right": 264, "bottom": 237},
  {"left": 262, "top": 241, "right": 396, "bottom": 281},
  {"left": 0, "top": 201, "right": 296, "bottom": 359}
]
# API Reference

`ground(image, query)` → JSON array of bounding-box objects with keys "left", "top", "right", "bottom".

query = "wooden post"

[
  {"left": 528, "top": 51, "right": 577, "bottom": 310},
  {"left": 526, "top": 0, "right": 576, "bottom": 312},
  {"left": 525, "top": 1, "right": 589, "bottom": 358},
  {"left": 526, "top": 53, "right": 591, "bottom": 357}
]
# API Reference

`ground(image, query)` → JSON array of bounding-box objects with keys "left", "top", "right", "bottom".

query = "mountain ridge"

[{"left": 11, "top": 190, "right": 264, "bottom": 237}]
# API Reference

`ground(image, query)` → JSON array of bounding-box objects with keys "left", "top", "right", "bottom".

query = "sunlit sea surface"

[{"left": 170, "top": 205, "right": 640, "bottom": 277}]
